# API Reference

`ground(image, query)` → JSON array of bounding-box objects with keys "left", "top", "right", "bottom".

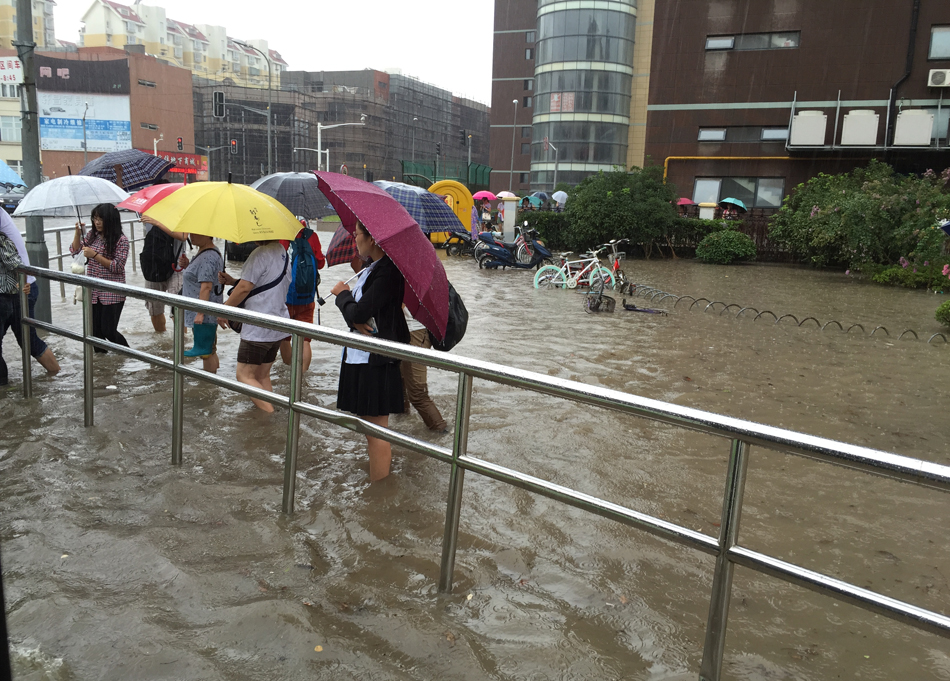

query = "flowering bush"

[
  {"left": 695, "top": 229, "right": 757, "bottom": 265},
  {"left": 936, "top": 300, "right": 950, "bottom": 327},
  {"left": 769, "top": 161, "right": 950, "bottom": 269}
]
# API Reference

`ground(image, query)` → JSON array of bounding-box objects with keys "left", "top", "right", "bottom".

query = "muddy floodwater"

[{"left": 2, "top": 221, "right": 950, "bottom": 680}]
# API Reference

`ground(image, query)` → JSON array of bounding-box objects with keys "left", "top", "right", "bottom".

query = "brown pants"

[{"left": 401, "top": 328, "right": 447, "bottom": 431}]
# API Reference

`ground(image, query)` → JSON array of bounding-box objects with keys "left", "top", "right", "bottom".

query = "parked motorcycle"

[
  {"left": 443, "top": 231, "right": 476, "bottom": 257},
  {"left": 476, "top": 229, "right": 552, "bottom": 270}
]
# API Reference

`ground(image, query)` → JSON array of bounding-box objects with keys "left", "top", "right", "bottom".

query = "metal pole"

[
  {"left": 266, "top": 54, "right": 272, "bottom": 175},
  {"left": 128, "top": 221, "right": 136, "bottom": 273},
  {"left": 509, "top": 99, "right": 518, "bottom": 192},
  {"left": 82, "top": 102, "right": 89, "bottom": 166},
  {"left": 282, "top": 334, "right": 304, "bottom": 514},
  {"left": 55, "top": 231, "right": 64, "bottom": 298},
  {"left": 317, "top": 123, "right": 322, "bottom": 172},
  {"left": 699, "top": 438, "right": 750, "bottom": 681},
  {"left": 0, "top": 543, "right": 11, "bottom": 681},
  {"left": 411, "top": 117, "right": 417, "bottom": 162},
  {"left": 82, "top": 285, "right": 94, "bottom": 427},
  {"left": 550, "top": 142, "right": 559, "bottom": 191},
  {"left": 438, "top": 372, "right": 474, "bottom": 593},
  {"left": 16, "top": 0, "right": 50, "bottom": 325},
  {"left": 171, "top": 305, "right": 184, "bottom": 465},
  {"left": 18, "top": 271, "right": 31, "bottom": 398}
]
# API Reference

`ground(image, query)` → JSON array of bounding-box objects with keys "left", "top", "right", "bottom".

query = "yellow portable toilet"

[{"left": 428, "top": 180, "right": 472, "bottom": 245}]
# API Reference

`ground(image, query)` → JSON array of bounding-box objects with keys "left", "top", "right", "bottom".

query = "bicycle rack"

[
  {"left": 753, "top": 311, "right": 778, "bottom": 322},
  {"left": 870, "top": 326, "right": 889, "bottom": 337},
  {"left": 798, "top": 317, "right": 821, "bottom": 328},
  {"left": 775, "top": 314, "right": 799, "bottom": 325},
  {"left": 898, "top": 329, "right": 919, "bottom": 340}
]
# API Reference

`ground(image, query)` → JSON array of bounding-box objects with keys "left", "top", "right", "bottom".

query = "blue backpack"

[{"left": 286, "top": 228, "right": 319, "bottom": 305}]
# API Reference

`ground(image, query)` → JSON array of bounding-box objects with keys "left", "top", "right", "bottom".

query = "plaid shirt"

[
  {"left": 0, "top": 232, "right": 23, "bottom": 294},
  {"left": 70, "top": 231, "right": 129, "bottom": 304}
]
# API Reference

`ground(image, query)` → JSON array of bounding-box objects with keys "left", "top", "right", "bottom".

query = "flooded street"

[{"left": 3, "top": 222, "right": 950, "bottom": 680}]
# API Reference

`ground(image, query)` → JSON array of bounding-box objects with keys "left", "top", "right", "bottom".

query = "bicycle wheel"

[
  {"left": 517, "top": 243, "right": 533, "bottom": 264},
  {"left": 584, "top": 294, "right": 600, "bottom": 314},
  {"left": 588, "top": 267, "right": 615, "bottom": 290},
  {"left": 534, "top": 265, "right": 567, "bottom": 289},
  {"left": 614, "top": 268, "right": 628, "bottom": 291}
]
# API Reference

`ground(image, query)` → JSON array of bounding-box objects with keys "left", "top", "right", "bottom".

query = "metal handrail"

[{"left": 13, "top": 264, "right": 950, "bottom": 681}]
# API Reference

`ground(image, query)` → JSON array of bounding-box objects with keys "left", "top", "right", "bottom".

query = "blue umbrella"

[
  {"left": 0, "top": 158, "right": 24, "bottom": 187},
  {"left": 372, "top": 180, "right": 466, "bottom": 234},
  {"left": 531, "top": 191, "right": 549, "bottom": 202},
  {"left": 718, "top": 197, "right": 747, "bottom": 212}
]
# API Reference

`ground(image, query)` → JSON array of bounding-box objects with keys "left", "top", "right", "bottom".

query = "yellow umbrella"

[{"left": 142, "top": 180, "right": 302, "bottom": 243}]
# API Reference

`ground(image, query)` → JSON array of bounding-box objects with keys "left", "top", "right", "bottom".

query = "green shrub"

[
  {"left": 669, "top": 217, "right": 728, "bottom": 245},
  {"left": 521, "top": 211, "right": 571, "bottom": 250},
  {"left": 936, "top": 301, "right": 950, "bottom": 327},
  {"left": 695, "top": 229, "right": 757, "bottom": 265},
  {"left": 860, "top": 261, "right": 950, "bottom": 290}
]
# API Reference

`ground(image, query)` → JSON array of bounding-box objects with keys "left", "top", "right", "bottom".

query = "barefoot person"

[{"left": 330, "top": 221, "right": 409, "bottom": 481}]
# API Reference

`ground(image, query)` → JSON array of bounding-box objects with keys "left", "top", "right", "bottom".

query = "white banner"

[
  {"left": 0, "top": 58, "right": 23, "bottom": 84},
  {"left": 38, "top": 93, "right": 132, "bottom": 153}
]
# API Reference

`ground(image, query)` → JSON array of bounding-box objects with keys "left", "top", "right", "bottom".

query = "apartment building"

[
  {"left": 78, "top": 0, "right": 286, "bottom": 88},
  {"left": 0, "top": 0, "right": 57, "bottom": 50}
]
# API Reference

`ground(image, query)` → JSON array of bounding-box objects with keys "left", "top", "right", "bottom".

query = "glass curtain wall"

[{"left": 531, "top": 0, "right": 637, "bottom": 190}]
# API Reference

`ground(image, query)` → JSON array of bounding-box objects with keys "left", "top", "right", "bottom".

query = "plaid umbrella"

[
  {"left": 372, "top": 181, "right": 466, "bottom": 233},
  {"left": 250, "top": 171, "right": 338, "bottom": 220},
  {"left": 324, "top": 224, "right": 360, "bottom": 267},
  {"left": 78, "top": 149, "right": 175, "bottom": 191}
]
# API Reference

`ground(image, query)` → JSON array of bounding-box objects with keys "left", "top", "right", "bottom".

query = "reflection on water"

[{"left": 2, "top": 225, "right": 949, "bottom": 680}]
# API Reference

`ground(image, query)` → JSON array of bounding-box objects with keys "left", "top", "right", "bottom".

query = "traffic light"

[
  {"left": 230, "top": 139, "right": 238, "bottom": 155},
  {"left": 212, "top": 90, "right": 225, "bottom": 118},
  {"left": 459, "top": 129, "right": 465, "bottom": 146},
  {"left": 176, "top": 137, "right": 183, "bottom": 151},
  {"left": 436, "top": 142, "right": 441, "bottom": 155}
]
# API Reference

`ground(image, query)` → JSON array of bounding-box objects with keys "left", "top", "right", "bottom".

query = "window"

[
  {"left": 519, "top": 173, "right": 530, "bottom": 184},
  {"left": 1, "top": 84, "right": 19, "bottom": 98},
  {"left": 755, "top": 178, "right": 785, "bottom": 208},
  {"left": 139, "top": 122, "right": 158, "bottom": 130},
  {"left": 761, "top": 127, "right": 789, "bottom": 141},
  {"left": 692, "top": 179, "right": 721, "bottom": 204},
  {"left": 521, "top": 143, "right": 531, "bottom": 154},
  {"left": 523, "top": 96, "right": 533, "bottom": 108},
  {"left": 931, "top": 26, "right": 950, "bottom": 59},
  {"left": 706, "top": 31, "right": 800, "bottom": 51},
  {"left": 137, "top": 79, "right": 156, "bottom": 87},
  {"left": 522, "top": 126, "right": 532, "bottom": 138},
  {"left": 524, "top": 79, "right": 534, "bottom": 91},
  {"left": 692, "top": 177, "right": 785, "bottom": 208},
  {"left": 378, "top": 81, "right": 387, "bottom": 89},
  {"left": 698, "top": 128, "right": 726, "bottom": 141},
  {"left": 0, "top": 115, "right": 21, "bottom": 143},
  {"left": 525, "top": 48, "right": 534, "bottom": 60},
  {"left": 526, "top": 30, "right": 536, "bottom": 43}
]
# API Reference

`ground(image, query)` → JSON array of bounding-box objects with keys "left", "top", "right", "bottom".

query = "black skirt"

[{"left": 337, "top": 359, "right": 405, "bottom": 417}]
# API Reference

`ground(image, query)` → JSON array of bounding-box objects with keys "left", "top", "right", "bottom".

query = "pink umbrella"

[
  {"left": 676, "top": 197, "right": 696, "bottom": 206},
  {"left": 472, "top": 190, "right": 496, "bottom": 201},
  {"left": 117, "top": 182, "right": 185, "bottom": 213},
  {"left": 314, "top": 172, "right": 449, "bottom": 341}
]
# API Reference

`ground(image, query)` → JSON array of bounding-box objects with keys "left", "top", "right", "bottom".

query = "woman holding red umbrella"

[{"left": 330, "top": 220, "right": 409, "bottom": 481}]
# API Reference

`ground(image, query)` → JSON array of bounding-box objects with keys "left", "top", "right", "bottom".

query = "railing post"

[
  {"left": 129, "top": 221, "right": 137, "bottom": 274},
  {"left": 282, "top": 334, "right": 304, "bottom": 514},
  {"left": 438, "top": 372, "right": 473, "bottom": 593},
  {"left": 18, "top": 272, "right": 32, "bottom": 398},
  {"left": 171, "top": 305, "right": 185, "bottom": 465},
  {"left": 699, "top": 438, "right": 750, "bottom": 681},
  {"left": 82, "top": 285, "right": 94, "bottom": 427},
  {"left": 55, "top": 232, "right": 65, "bottom": 298}
]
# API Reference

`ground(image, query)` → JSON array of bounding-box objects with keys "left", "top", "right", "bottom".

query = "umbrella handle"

[{"left": 328, "top": 272, "right": 362, "bottom": 298}]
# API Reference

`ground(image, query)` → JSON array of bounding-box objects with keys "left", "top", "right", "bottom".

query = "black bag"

[
  {"left": 140, "top": 227, "right": 178, "bottom": 283},
  {"left": 429, "top": 282, "right": 467, "bottom": 352}
]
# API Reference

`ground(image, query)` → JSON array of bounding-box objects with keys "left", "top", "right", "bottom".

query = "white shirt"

[
  {"left": 343, "top": 259, "right": 379, "bottom": 364},
  {"left": 237, "top": 242, "right": 291, "bottom": 343},
  {"left": 403, "top": 306, "right": 425, "bottom": 332},
  {"left": 0, "top": 208, "right": 33, "bottom": 284}
]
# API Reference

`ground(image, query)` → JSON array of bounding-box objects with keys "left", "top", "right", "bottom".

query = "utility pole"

[{"left": 15, "top": 0, "right": 49, "bottom": 322}]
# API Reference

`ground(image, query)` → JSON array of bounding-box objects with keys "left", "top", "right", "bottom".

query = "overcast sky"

[{"left": 53, "top": 0, "right": 496, "bottom": 104}]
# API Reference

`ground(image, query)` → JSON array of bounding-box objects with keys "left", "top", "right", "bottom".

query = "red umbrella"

[
  {"left": 676, "top": 197, "right": 696, "bottom": 206},
  {"left": 324, "top": 224, "right": 360, "bottom": 267},
  {"left": 314, "top": 172, "right": 449, "bottom": 341},
  {"left": 117, "top": 183, "right": 185, "bottom": 213}
]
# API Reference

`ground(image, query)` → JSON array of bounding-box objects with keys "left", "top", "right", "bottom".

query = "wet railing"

[{"left": 13, "top": 264, "right": 950, "bottom": 681}]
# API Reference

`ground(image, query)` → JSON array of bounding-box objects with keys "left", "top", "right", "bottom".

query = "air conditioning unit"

[{"left": 929, "top": 69, "right": 950, "bottom": 88}]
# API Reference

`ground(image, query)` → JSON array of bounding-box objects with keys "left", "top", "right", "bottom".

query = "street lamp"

[
  {"left": 509, "top": 99, "right": 518, "bottom": 192},
  {"left": 315, "top": 113, "right": 366, "bottom": 172},
  {"left": 293, "top": 146, "right": 326, "bottom": 172},
  {"left": 234, "top": 40, "right": 272, "bottom": 175},
  {"left": 152, "top": 133, "right": 163, "bottom": 156},
  {"left": 411, "top": 117, "right": 418, "bottom": 162}
]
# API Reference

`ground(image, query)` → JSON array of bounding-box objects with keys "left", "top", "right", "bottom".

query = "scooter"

[
  {"left": 476, "top": 228, "right": 552, "bottom": 270},
  {"left": 443, "top": 231, "right": 476, "bottom": 257}
]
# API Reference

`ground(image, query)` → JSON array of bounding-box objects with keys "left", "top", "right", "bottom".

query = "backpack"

[
  {"left": 286, "top": 227, "right": 319, "bottom": 305},
  {"left": 140, "top": 226, "right": 178, "bottom": 282},
  {"left": 429, "top": 282, "right": 468, "bottom": 352}
]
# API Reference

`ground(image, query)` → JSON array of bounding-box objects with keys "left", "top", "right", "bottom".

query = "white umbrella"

[
  {"left": 552, "top": 190, "right": 568, "bottom": 205},
  {"left": 14, "top": 175, "right": 130, "bottom": 218}
]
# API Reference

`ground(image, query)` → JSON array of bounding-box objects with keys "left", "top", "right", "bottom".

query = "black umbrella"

[
  {"left": 78, "top": 149, "right": 175, "bottom": 191},
  {"left": 249, "top": 172, "right": 338, "bottom": 220}
]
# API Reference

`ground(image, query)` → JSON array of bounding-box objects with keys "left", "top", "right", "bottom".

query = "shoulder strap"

[{"left": 240, "top": 253, "right": 288, "bottom": 305}]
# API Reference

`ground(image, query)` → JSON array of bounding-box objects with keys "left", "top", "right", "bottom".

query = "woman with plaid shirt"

[{"left": 70, "top": 203, "right": 130, "bottom": 353}]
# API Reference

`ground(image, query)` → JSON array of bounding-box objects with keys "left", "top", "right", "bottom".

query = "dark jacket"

[{"left": 335, "top": 256, "right": 410, "bottom": 365}]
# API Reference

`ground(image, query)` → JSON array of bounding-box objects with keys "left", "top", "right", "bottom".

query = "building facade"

[
  {"left": 79, "top": 0, "right": 286, "bottom": 88},
  {"left": 0, "top": 0, "right": 57, "bottom": 50}
]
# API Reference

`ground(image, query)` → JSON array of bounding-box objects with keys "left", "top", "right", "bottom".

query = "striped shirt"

[
  {"left": 0, "top": 232, "right": 23, "bottom": 294},
  {"left": 70, "top": 231, "right": 130, "bottom": 305}
]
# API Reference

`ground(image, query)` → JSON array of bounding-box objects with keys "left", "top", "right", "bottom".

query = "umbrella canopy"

[
  {"left": 531, "top": 191, "right": 549, "bottom": 201},
  {"left": 496, "top": 191, "right": 518, "bottom": 199},
  {"left": 14, "top": 175, "right": 130, "bottom": 218},
  {"left": 78, "top": 149, "right": 175, "bottom": 190},
  {"left": 372, "top": 181, "right": 466, "bottom": 234},
  {"left": 940, "top": 219, "right": 950, "bottom": 237},
  {"left": 472, "top": 190, "right": 496, "bottom": 201},
  {"left": 523, "top": 195, "right": 543, "bottom": 208},
  {"left": 719, "top": 197, "right": 748, "bottom": 212},
  {"left": 314, "top": 172, "right": 449, "bottom": 341},
  {"left": 142, "top": 181, "right": 302, "bottom": 242},
  {"left": 552, "top": 190, "right": 568, "bottom": 204},
  {"left": 325, "top": 224, "right": 361, "bottom": 267},
  {"left": 117, "top": 182, "right": 185, "bottom": 213},
  {"left": 250, "top": 171, "right": 338, "bottom": 220},
  {"left": 676, "top": 197, "right": 696, "bottom": 206},
  {"left": 0, "top": 159, "right": 24, "bottom": 187}
]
